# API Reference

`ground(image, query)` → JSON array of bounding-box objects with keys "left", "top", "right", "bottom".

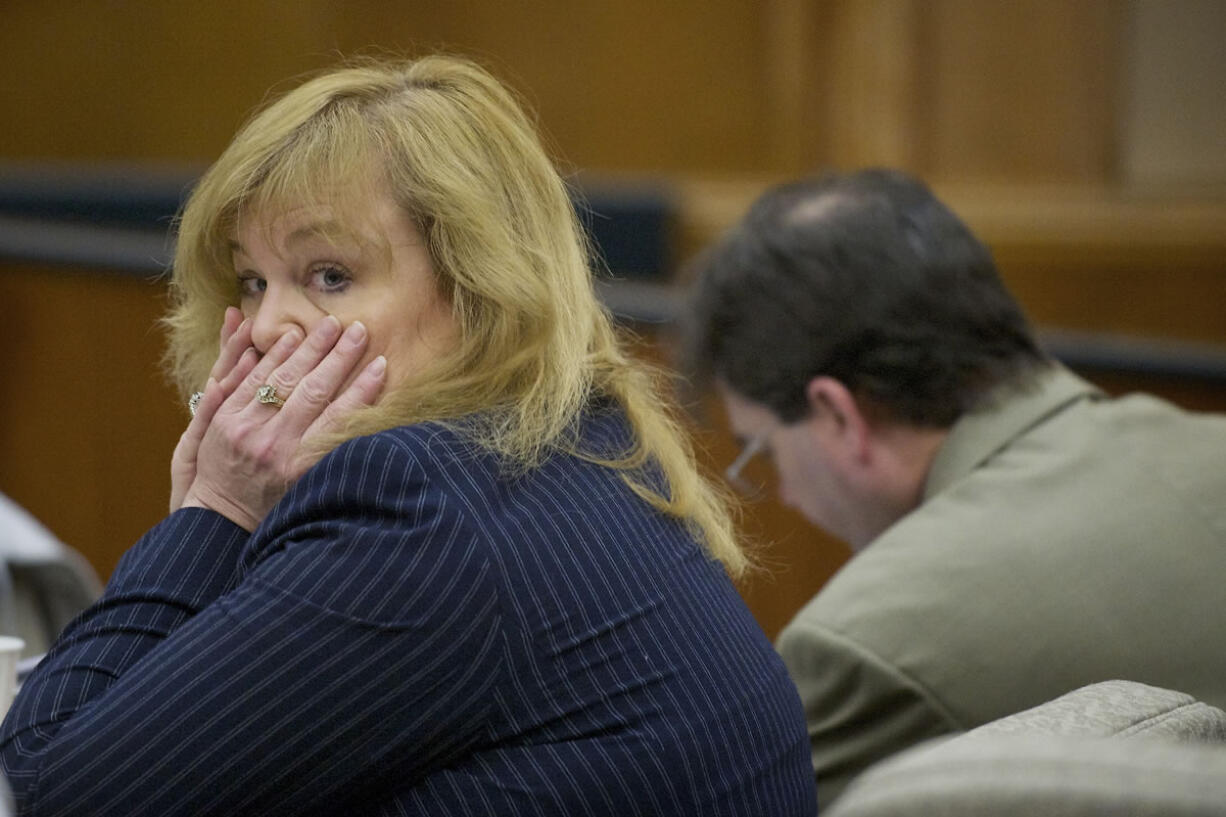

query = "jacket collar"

[{"left": 922, "top": 364, "right": 1103, "bottom": 499}]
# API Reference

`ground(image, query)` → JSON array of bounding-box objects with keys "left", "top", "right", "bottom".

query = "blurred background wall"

[{"left": 2, "top": 0, "right": 1224, "bottom": 638}]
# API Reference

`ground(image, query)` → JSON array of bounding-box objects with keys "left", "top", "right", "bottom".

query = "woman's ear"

[{"left": 804, "top": 376, "right": 873, "bottom": 463}]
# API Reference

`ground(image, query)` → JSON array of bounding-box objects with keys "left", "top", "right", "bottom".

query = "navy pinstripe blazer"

[{"left": 1, "top": 405, "right": 817, "bottom": 816}]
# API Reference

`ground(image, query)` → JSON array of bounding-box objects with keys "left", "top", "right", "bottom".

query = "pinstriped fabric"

[{"left": 1, "top": 406, "right": 817, "bottom": 816}]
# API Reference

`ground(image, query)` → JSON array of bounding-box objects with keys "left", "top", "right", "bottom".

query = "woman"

[{"left": 0, "top": 56, "right": 816, "bottom": 816}]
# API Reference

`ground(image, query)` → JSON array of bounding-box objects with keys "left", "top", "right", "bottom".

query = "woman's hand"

[
  {"left": 170, "top": 307, "right": 256, "bottom": 513},
  {"left": 175, "top": 314, "right": 387, "bottom": 531}
]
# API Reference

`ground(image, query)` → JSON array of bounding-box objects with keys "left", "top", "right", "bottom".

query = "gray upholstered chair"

[
  {"left": 827, "top": 680, "right": 1226, "bottom": 817},
  {"left": 1, "top": 492, "right": 101, "bottom": 657}
]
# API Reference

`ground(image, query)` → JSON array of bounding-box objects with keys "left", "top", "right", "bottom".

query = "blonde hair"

[{"left": 165, "top": 54, "right": 747, "bottom": 575}]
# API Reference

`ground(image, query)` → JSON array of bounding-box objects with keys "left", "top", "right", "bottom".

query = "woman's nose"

[{"left": 249, "top": 288, "right": 319, "bottom": 354}]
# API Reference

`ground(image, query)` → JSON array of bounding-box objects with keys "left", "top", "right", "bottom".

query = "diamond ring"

[
  {"left": 256, "top": 384, "right": 287, "bottom": 408},
  {"left": 188, "top": 391, "right": 204, "bottom": 417}
]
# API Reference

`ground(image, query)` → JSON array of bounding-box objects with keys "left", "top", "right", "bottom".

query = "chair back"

[{"left": 827, "top": 680, "right": 1226, "bottom": 817}]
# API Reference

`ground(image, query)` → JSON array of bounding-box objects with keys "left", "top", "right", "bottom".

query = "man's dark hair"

[{"left": 682, "top": 168, "right": 1048, "bottom": 427}]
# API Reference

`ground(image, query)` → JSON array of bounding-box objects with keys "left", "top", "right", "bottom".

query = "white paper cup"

[{"left": 0, "top": 637, "right": 25, "bottom": 719}]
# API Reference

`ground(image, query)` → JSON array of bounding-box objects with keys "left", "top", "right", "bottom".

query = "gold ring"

[{"left": 256, "top": 384, "right": 286, "bottom": 408}]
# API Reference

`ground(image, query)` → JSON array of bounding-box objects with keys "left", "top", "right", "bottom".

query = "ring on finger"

[
  {"left": 256, "top": 384, "right": 287, "bottom": 408},
  {"left": 188, "top": 391, "right": 204, "bottom": 417}
]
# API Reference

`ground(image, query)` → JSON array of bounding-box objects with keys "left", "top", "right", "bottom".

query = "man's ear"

[{"left": 804, "top": 376, "right": 873, "bottom": 463}]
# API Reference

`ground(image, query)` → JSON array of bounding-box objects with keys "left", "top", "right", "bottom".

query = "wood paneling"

[
  {"left": 0, "top": 265, "right": 183, "bottom": 581},
  {"left": 921, "top": 0, "right": 1123, "bottom": 182},
  {"left": 2, "top": 0, "right": 1135, "bottom": 182},
  {"left": 1120, "top": 0, "right": 1226, "bottom": 190},
  {"left": 812, "top": 0, "right": 924, "bottom": 170},
  {"left": 676, "top": 176, "right": 1226, "bottom": 343},
  {"left": 2, "top": 0, "right": 780, "bottom": 174},
  {"left": 0, "top": 2, "right": 343, "bottom": 161},
  {"left": 939, "top": 184, "right": 1226, "bottom": 344},
  {"left": 336, "top": 0, "right": 780, "bottom": 174}
]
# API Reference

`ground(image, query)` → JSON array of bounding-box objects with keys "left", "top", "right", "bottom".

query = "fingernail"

[
  {"left": 344, "top": 321, "right": 368, "bottom": 347},
  {"left": 316, "top": 314, "right": 342, "bottom": 339},
  {"left": 277, "top": 328, "right": 304, "bottom": 350},
  {"left": 367, "top": 355, "right": 386, "bottom": 376}
]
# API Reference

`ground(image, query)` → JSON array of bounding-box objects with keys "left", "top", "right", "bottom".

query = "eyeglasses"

[{"left": 724, "top": 432, "right": 770, "bottom": 498}]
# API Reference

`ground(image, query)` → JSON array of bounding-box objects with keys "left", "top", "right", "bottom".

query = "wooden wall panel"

[
  {"left": 764, "top": 0, "right": 1124, "bottom": 181},
  {"left": 0, "top": 266, "right": 183, "bottom": 582},
  {"left": 920, "top": 0, "right": 1122, "bottom": 182},
  {"left": 678, "top": 177, "right": 1226, "bottom": 342},
  {"left": 0, "top": 1, "right": 343, "bottom": 161},
  {"left": 333, "top": 0, "right": 779, "bottom": 174},
  {"left": 935, "top": 183, "right": 1226, "bottom": 345},
  {"left": 2, "top": 0, "right": 781, "bottom": 174},
  {"left": 5, "top": 0, "right": 1217, "bottom": 190},
  {"left": 2, "top": 0, "right": 1129, "bottom": 181},
  {"left": 1121, "top": 0, "right": 1226, "bottom": 189},
  {"left": 810, "top": 0, "right": 924, "bottom": 170}
]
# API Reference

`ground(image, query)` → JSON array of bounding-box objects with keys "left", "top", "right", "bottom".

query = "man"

[{"left": 683, "top": 168, "right": 1226, "bottom": 808}]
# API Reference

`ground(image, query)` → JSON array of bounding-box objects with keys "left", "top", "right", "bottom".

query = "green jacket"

[{"left": 777, "top": 365, "right": 1226, "bottom": 808}]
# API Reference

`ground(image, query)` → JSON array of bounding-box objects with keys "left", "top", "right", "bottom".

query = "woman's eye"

[
  {"left": 237, "top": 276, "right": 266, "bottom": 297},
  {"left": 312, "top": 264, "right": 352, "bottom": 292}
]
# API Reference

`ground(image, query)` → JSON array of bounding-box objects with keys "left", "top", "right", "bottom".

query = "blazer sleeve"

[
  {"left": 0, "top": 431, "right": 504, "bottom": 817},
  {"left": 776, "top": 615, "right": 961, "bottom": 810}
]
